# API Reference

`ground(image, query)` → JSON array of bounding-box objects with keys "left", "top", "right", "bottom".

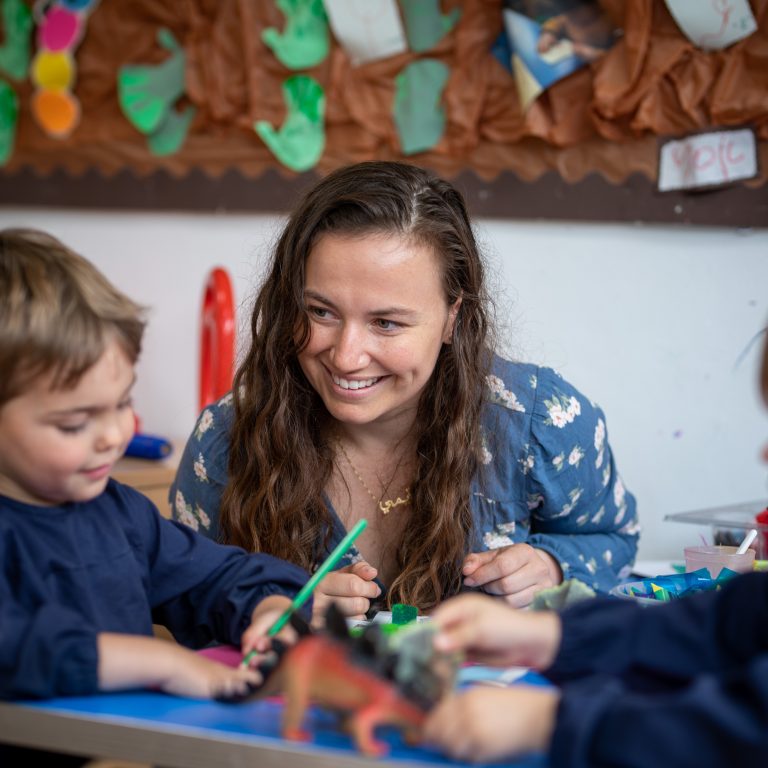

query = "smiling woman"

[{"left": 171, "top": 161, "right": 639, "bottom": 621}]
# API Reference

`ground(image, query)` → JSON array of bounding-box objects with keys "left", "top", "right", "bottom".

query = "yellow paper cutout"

[
  {"left": 511, "top": 53, "right": 542, "bottom": 111},
  {"left": 31, "top": 50, "right": 74, "bottom": 90}
]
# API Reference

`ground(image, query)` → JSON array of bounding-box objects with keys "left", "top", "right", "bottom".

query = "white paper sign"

[
  {"left": 658, "top": 129, "right": 757, "bottom": 192},
  {"left": 664, "top": 0, "right": 757, "bottom": 50},
  {"left": 323, "top": 0, "right": 407, "bottom": 66}
]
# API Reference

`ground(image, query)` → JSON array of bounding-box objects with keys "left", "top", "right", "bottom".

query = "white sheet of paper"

[
  {"left": 664, "top": 0, "right": 757, "bottom": 50},
  {"left": 323, "top": 0, "right": 407, "bottom": 66},
  {"left": 658, "top": 129, "right": 757, "bottom": 192}
]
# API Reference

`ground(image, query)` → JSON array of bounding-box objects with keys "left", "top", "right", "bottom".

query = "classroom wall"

[{"left": 2, "top": 207, "right": 767, "bottom": 563}]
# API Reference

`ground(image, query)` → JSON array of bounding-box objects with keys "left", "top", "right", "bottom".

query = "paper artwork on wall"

[
  {"left": 0, "top": 78, "right": 18, "bottom": 163},
  {"left": 400, "top": 0, "right": 460, "bottom": 53},
  {"left": 0, "top": 0, "right": 32, "bottom": 80},
  {"left": 664, "top": 0, "right": 757, "bottom": 51},
  {"left": 30, "top": 0, "right": 99, "bottom": 138},
  {"left": 263, "top": 0, "right": 329, "bottom": 70},
  {"left": 254, "top": 74, "right": 325, "bottom": 172},
  {"left": 323, "top": 0, "right": 407, "bottom": 66},
  {"left": 502, "top": 0, "right": 619, "bottom": 111},
  {"left": 393, "top": 58, "right": 449, "bottom": 155},
  {"left": 657, "top": 128, "right": 757, "bottom": 192},
  {"left": 117, "top": 28, "right": 195, "bottom": 157}
]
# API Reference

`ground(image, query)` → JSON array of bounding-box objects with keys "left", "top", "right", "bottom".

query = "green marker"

[{"left": 241, "top": 518, "right": 368, "bottom": 667}]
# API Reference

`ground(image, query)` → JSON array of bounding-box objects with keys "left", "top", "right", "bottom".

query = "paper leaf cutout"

[
  {"left": 254, "top": 74, "right": 325, "bottom": 172},
  {"left": 393, "top": 59, "right": 449, "bottom": 155},
  {"left": 262, "top": 0, "right": 329, "bottom": 70},
  {"left": 118, "top": 28, "right": 185, "bottom": 135},
  {"left": 147, "top": 104, "right": 196, "bottom": 156},
  {"left": 0, "top": 0, "right": 33, "bottom": 80},
  {"left": 400, "top": 0, "right": 460, "bottom": 53},
  {"left": 0, "top": 78, "right": 18, "bottom": 164}
]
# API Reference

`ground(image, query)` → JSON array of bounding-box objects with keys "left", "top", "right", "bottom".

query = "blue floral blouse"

[{"left": 170, "top": 355, "right": 639, "bottom": 593}]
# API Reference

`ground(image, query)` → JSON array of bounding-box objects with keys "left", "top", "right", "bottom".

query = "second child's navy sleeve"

[
  {"left": 547, "top": 574, "right": 768, "bottom": 768},
  {"left": 551, "top": 656, "right": 768, "bottom": 768},
  {"left": 547, "top": 572, "right": 768, "bottom": 687}
]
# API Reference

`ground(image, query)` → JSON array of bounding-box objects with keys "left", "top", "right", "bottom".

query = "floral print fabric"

[{"left": 171, "top": 356, "right": 638, "bottom": 593}]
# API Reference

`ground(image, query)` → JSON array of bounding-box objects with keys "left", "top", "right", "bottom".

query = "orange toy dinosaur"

[
  {"left": 261, "top": 633, "right": 426, "bottom": 756},
  {"left": 252, "top": 606, "right": 455, "bottom": 756}
]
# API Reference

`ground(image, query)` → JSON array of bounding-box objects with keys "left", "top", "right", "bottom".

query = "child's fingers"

[
  {"left": 214, "top": 668, "right": 264, "bottom": 701},
  {"left": 430, "top": 595, "right": 489, "bottom": 652}
]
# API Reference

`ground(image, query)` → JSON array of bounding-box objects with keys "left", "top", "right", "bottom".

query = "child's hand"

[
  {"left": 161, "top": 646, "right": 263, "bottom": 700},
  {"left": 430, "top": 593, "right": 562, "bottom": 670},
  {"left": 462, "top": 544, "right": 561, "bottom": 608},
  {"left": 311, "top": 561, "right": 380, "bottom": 629},
  {"left": 97, "top": 633, "right": 261, "bottom": 700},
  {"left": 240, "top": 594, "right": 298, "bottom": 664},
  {"left": 424, "top": 687, "right": 560, "bottom": 762}
]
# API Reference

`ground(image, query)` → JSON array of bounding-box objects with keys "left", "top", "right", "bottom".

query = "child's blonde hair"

[{"left": 0, "top": 228, "right": 146, "bottom": 409}]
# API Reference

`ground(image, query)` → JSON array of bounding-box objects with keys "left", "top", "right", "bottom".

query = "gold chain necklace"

[{"left": 335, "top": 437, "right": 412, "bottom": 515}]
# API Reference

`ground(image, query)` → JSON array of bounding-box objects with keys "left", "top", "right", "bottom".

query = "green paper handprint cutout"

[
  {"left": 400, "top": 0, "right": 460, "bottom": 53},
  {"left": 118, "top": 28, "right": 186, "bottom": 135},
  {"left": 255, "top": 74, "right": 325, "bottom": 172},
  {"left": 0, "top": 79, "right": 18, "bottom": 165},
  {"left": 393, "top": 59, "right": 449, "bottom": 155},
  {"left": 147, "top": 105, "right": 196, "bottom": 156},
  {"left": 0, "top": 0, "right": 33, "bottom": 80},
  {"left": 263, "top": 0, "right": 329, "bottom": 70}
]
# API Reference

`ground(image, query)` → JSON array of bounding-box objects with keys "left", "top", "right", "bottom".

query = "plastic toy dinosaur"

[{"left": 252, "top": 605, "right": 456, "bottom": 756}]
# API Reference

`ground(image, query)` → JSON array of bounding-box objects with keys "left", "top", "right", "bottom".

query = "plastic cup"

[{"left": 684, "top": 545, "right": 755, "bottom": 578}]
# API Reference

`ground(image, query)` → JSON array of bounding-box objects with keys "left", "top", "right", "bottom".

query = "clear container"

[
  {"left": 684, "top": 545, "right": 755, "bottom": 578},
  {"left": 666, "top": 501, "right": 768, "bottom": 562}
]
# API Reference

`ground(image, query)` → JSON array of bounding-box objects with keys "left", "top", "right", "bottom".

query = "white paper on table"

[
  {"left": 657, "top": 128, "right": 757, "bottom": 192},
  {"left": 664, "top": 0, "right": 757, "bottom": 50},
  {"left": 323, "top": 0, "right": 407, "bottom": 66}
]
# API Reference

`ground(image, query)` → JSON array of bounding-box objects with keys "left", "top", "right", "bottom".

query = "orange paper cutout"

[{"left": 31, "top": 89, "right": 80, "bottom": 138}]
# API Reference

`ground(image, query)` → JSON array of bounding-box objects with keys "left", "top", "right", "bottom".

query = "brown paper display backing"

[{"left": 1, "top": 0, "right": 767, "bottom": 225}]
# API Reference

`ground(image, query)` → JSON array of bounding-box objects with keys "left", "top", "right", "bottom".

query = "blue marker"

[{"left": 125, "top": 433, "right": 172, "bottom": 460}]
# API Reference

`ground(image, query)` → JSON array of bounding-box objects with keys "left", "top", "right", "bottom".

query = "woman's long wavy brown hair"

[{"left": 220, "top": 161, "right": 492, "bottom": 610}]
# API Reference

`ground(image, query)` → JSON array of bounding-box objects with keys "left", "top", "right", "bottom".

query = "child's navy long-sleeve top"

[
  {"left": 0, "top": 480, "right": 309, "bottom": 700},
  {"left": 546, "top": 572, "right": 768, "bottom": 767}
]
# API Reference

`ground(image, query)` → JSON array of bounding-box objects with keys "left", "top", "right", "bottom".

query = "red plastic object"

[
  {"left": 756, "top": 507, "right": 768, "bottom": 558},
  {"left": 199, "top": 267, "right": 235, "bottom": 412}
]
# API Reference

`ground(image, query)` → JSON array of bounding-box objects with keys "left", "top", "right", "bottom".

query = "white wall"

[{"left": 2, "top": 207, "right": 767, "bottom": 562}]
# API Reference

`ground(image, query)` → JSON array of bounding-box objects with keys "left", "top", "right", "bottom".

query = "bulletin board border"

[{"left": 2, "top": 166, "right": 767, "bottom": 227}]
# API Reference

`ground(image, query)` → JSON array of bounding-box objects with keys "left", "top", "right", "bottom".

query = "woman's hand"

[
  {"left": 311, "top": 560, "right": 381, "bottom": 628},
  {"left": 424, "top": 687, "right": 560, "bottom": 763},
  {"left": 430, "top": 593, "right": 561, "bottom": 670},
  {"left": 462, "top": 544, "right": 562, "bottom": 608}
]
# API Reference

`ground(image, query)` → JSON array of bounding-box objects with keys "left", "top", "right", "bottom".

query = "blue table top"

[{"left": 18, "top": 674, "right": 549, "bottom": 767}]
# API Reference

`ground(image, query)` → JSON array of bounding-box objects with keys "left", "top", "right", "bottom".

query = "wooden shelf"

[{"left": 111, "top": 442, "right": 182, "bottom": 518}]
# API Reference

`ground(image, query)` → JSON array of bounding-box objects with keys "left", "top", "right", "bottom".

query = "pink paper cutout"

[{"left": 39, "top": 7, "right": 81, "bottom": 52}]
